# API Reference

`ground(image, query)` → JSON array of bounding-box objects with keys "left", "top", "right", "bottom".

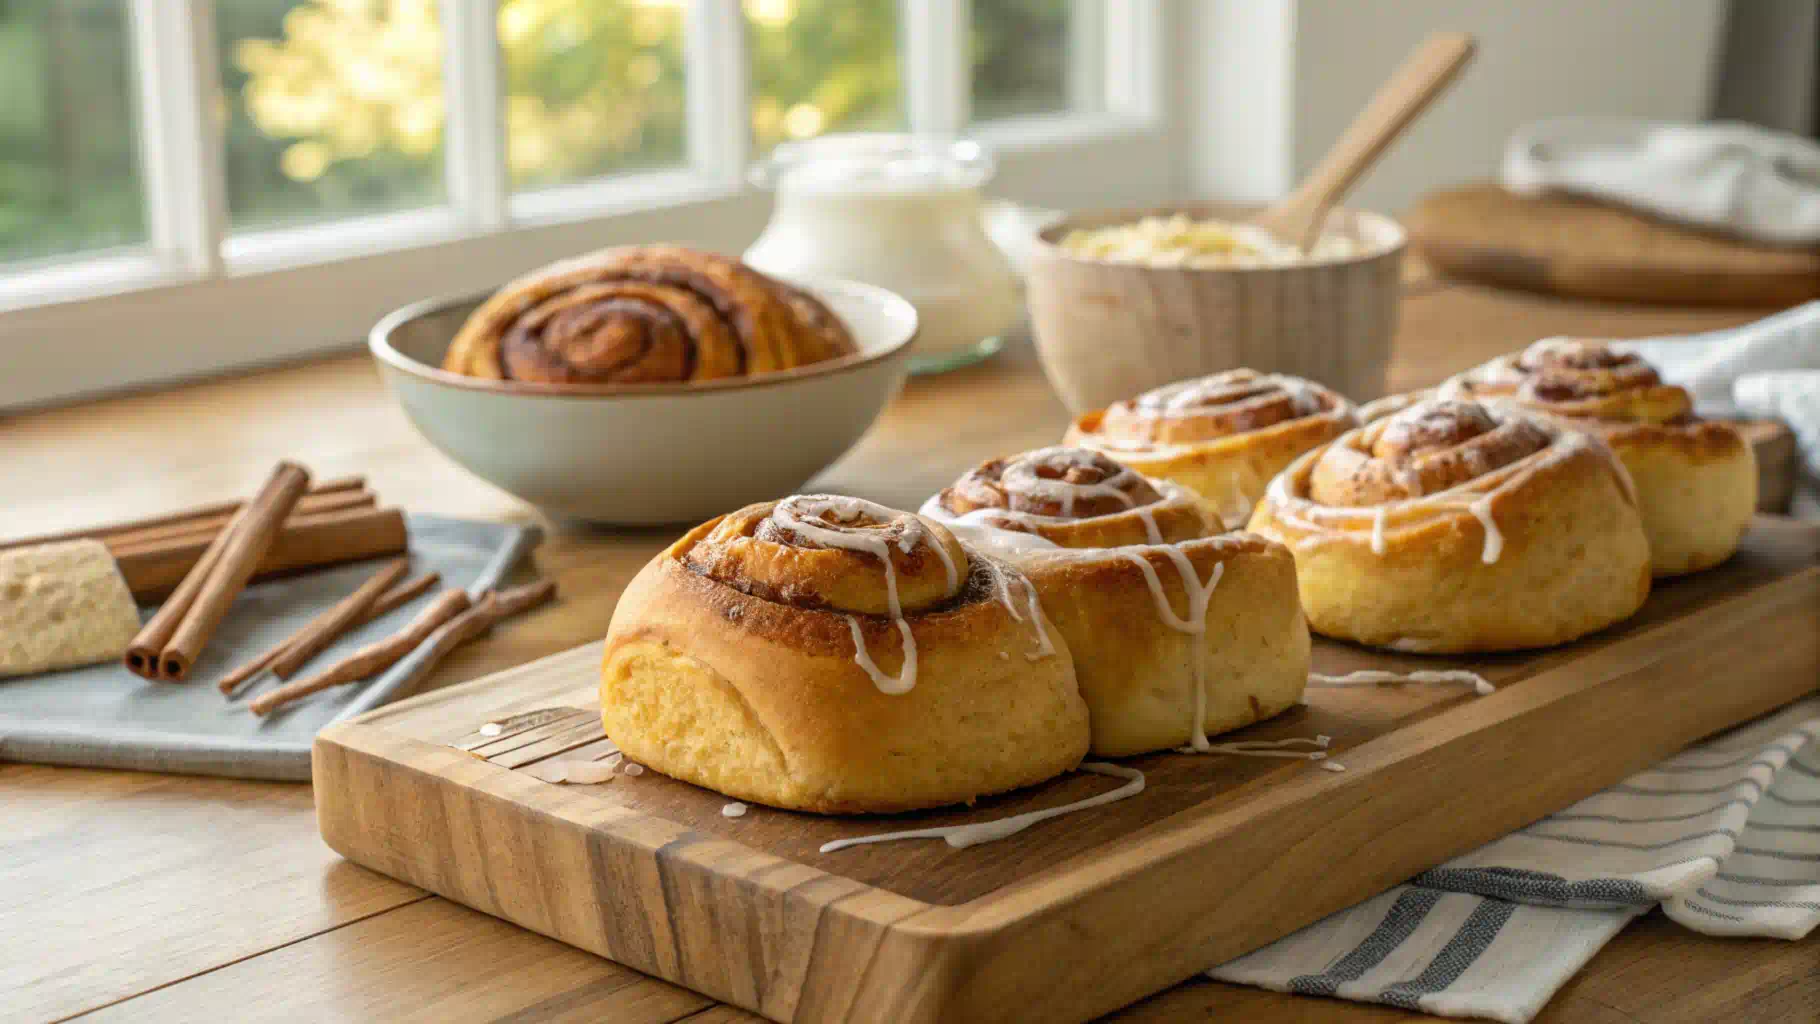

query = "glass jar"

[{"left": 744, "top": 134, "right": 1023, "bottom": 374}]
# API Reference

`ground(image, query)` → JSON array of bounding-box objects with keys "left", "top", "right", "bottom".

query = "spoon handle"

[{"left": 1260, "top": 32, "right": 1477, "bottom": 250}]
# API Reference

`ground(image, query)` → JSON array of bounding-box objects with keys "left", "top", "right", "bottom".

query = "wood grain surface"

[
  {"left": 6, "top": 282, "right": 1814, "bottom": 1024},
  {"left": 1406, "top": 184, "right": 1820, "bottom": 307},
  {"left": 313, "top": 521, "right": 1819, "bottom": 1023}
]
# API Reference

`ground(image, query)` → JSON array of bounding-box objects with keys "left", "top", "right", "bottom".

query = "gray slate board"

[{"left": 0, "top": 515, "right": 541, "bottom": 781}]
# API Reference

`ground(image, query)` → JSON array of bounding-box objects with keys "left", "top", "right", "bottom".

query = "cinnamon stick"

[
  {"left": 249, "top": 580, "right": 556, "bottom": 717},
  {"left": 159, "top": 462, "right": 312, "bottom": 681},
  {"left": 249, "top": 588, "right": 474, "bottom": 715},
  {"left": 215, "top": 570, "right": 439, "bottom": 696},
  {"left": 117, "top": 507, "right": 410, "bottom": 602},
  {"left": 267, "top": 558, "right": 409, "bottom": 679},
  {"left": 125, "top": 517, "right": 238, "bottom": 679},
  {"left": 3, "top": 475, "right": 364, "bottom": 552}
]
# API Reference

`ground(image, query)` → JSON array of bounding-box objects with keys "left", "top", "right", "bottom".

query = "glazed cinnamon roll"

[
  {"left": 924, "top": 447, "right": 1309, "bottom": 757},
  {"left": 1440, "top": 339, "right": 1757, "bottom": 577},
  {"left": 1248, "top": 398, "right": 1651, "bottom": 653},
  {"left": 600, "top": 495, "right": 1086, "bottom": 813},
  {"left": 444, "top": 245, "right": 857, "bottom": 385},
  {"left": 1065, "top": 369, "right": 1357, "bottom": 524}
]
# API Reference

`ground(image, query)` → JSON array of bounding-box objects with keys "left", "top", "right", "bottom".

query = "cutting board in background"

[
  {"left": 316, "top": 521, "right": 1820, "bottom": 1024},
  {"left": 1406, "top": 183, "right": 1820, "bottom": 307}
]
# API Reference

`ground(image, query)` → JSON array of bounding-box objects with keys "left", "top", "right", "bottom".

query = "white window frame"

[{"left": 0, "top": 0, "right": 1172, "bottom": 410}]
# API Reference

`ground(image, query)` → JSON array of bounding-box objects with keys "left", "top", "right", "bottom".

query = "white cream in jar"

[{"left": 743, "top": 134, "right": 1023, "bottom": 366}]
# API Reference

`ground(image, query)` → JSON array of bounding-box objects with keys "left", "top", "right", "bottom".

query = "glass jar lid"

[{"left": 748, "top": 133, "right": 995, "bottom": 195}]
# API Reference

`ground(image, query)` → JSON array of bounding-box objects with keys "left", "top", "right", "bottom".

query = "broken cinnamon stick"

[
  {"left": 159, "top": 462, "right": 312, "bottom": 680},
  {"left": 268, "top": 558, "right": 409, "bottom": 679},
  {"left": 250, "top": 580, "right": 557, "bottom": 716},
  {"left": 216, "top": 570, "right": 439, "bottom": 696},
  {"left": 249, "top": 588, "right": 474, "bottom": 715}
]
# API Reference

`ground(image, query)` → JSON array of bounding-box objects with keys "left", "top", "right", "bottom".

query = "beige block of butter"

[{"left": 1, "top": 539, "right": 142, "bottom": 678}]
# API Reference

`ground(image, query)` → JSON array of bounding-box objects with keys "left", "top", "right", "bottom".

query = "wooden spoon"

[{"left": 1250, "top": 31, "right": 1477, "bottom": 251}]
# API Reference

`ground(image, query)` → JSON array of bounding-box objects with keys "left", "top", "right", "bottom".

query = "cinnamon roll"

[
  {"left": 444, "top": 245, "right": 857, "bottom": 385},
  {"left": 1442, "top": 339, "right": 1756, "bottom": 577},
  {"left": 1064, "top": 369, "right": 1357, "bottom": 524},
  {"left": 1248, "top": 398, "right": 1651, "bottom": 653},
  {"left": 600, "top": 495, "right": 1086, "bottom": 813},
  {"left": 924, "top": 447, "right": 1309, "bottom": 757}
]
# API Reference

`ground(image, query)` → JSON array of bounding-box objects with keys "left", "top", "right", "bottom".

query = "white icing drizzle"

[
  {"left": 1265, "top": 407, "right": 1595, "bottom": 566},
  {"left": 845, "top": 616, "right": 918, "bottom": 695},
  {"left": 1180, "top": 734, "right": 1332, "bottom": 759},
  {"left": 1114, "top": 551, "right": 1224, "bottom": 633},
  {"left": 1000, "top": 447, "right": 1141, "bottom": 517},
  {"left": 774, "top": 495, "right": 959, "bottom": 695},
  {"left": 1021, "top": 582, "right": 1053, "bottom": 661},
  {"left": 722, "top": 802, "right": 749, "bottom": 818},
  {"left": 818, "top": 763, "right": 1145, "bottom": 852},
  {"left": 478, "top": 722, "right": 503, "bottom": 737},
  {"left": 924, "top": 472, "right": 1237, "bottom": 749},
  {"left": 982, "top": 558, "right": 1054, "bottom": 663},
  {"left": 621, "top": 763, "right": 644, "bottom": 776},
  {"left": 1308, "top": 669, "right": 1496, "bottom": 696},
  {"left": 1319, "top": 761, "right": 1348, "bottom": 773},
  {"left": 1468, "top": 497, "right": 1503, "bottom": 564}
]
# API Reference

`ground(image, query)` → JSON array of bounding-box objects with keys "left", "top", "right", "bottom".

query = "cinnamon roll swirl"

[
  {"left": 925, "top": 447, "right": 1309, "bottom": 757},
  {"left": 444, "top": 245, "right": 857, "bottom": 385},
  {"left": 1248, "top": 398, "right": 1651, "bottom": 653},
  {"left": 600, "top": 495, "right": 1086, "bottom": 813},
  {"left": 1065, "top": 369, "right": 1357, "bottom": 524},
  {"left": 1442, "top": 338, "right": 1756, "bottom": 576}
]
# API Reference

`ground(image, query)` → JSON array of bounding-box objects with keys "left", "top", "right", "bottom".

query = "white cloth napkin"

[
  {"left": 1208, "top": 698, "right": 1820, "bottom": 1023},
  {"left": 1614, "top": 300, "right": 1820, "bottom": 517},
  {"left": 1501, "top": 117, "right": 1820, "bottom": 245}
]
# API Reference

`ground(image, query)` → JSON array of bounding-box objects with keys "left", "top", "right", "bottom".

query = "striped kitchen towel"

[{"left": 1209, "top": 697, "right": 1820, "bottom": 1023}]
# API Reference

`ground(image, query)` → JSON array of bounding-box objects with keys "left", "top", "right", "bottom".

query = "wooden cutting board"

[
  {"left": 1406, "top": 184, "right": 1820, "bottom": 306},
  {"left": 316, "top": 520, "right": 1820, "bottom": 1024}
]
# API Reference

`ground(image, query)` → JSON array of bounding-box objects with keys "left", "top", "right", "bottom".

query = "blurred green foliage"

[{"left": 0, "top": 0, "right": 1070, "bottom": 266}]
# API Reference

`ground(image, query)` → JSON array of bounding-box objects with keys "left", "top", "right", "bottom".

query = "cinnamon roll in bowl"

[
  {"left": 1065, "top": 370, "right": 1357, "bottom": 525},
  {"left": 601, "top": 495, "right": 1086, "bottom": 814},
  {"left": 924, "top": 447, "right": 1309, "bottom": 757},
  {"left": 1443, "top": 339, "right": 1756, "bottom": 577},
  {"left": 1249, "top": 398, "right": 1651, "bottom": 653}
]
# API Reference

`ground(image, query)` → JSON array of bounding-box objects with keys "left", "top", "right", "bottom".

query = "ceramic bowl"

[
  {"left": 1025, "top": 202, "right": 1406, "bottom": 413},
  {"left": 370, "top": 277, "right": 918, "bottom": 524}
]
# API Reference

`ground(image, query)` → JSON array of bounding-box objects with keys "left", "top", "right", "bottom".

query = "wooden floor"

[{"left": 5, "top": 279, "right": 1812, "bottom": 1024}]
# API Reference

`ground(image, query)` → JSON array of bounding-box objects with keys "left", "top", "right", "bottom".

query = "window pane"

[
  {"left": 219, "top": 0, "right": 445, "bottom": 230},
  {"left": 502, "top": 0, "right": 687, "bottom": 191},
  {"left": 971, "top": 0, "right": 1077, "bottom": 122},
  {"left": 0, "top": 0, "right": 145, "bottom": 265},
  {"left": 747, "top": 0, "right": 902, "bottom": 154}
]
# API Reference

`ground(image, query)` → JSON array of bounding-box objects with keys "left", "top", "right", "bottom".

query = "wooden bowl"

[{"left": 1025, "top": 203, "right": 1406, "bottom": 413}]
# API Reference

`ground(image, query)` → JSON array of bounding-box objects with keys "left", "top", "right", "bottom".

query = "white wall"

[{"left": 1180, "top": 0, "right": 1729, "bottom": 212}]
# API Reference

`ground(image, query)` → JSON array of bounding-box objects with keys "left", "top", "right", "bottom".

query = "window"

[
  {"left": 0, "top": 0, "right": 146, "bottom": 264},
  {"left": 0, "top": 0, "right": 1168, "bottom": 409}
]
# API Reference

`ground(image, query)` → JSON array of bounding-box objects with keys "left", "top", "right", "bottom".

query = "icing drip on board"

[
  {"left": 818, "top": 763, "right": 1145, "bottom": 852},
  {"left": 1308, "top": 669, "right": 1495, "bottom": 696}
]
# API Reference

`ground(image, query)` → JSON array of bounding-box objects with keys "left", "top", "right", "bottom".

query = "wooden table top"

[{"left": 6, "top": 279, "right": 1811, "bottom": 1024}]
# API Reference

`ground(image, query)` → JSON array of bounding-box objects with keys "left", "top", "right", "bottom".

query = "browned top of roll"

[
  {"left": 1308, "top": 399, "right": 1554, "bottom": 506},
  {"left": 681, "top": 496, "right": 967, "bottom": 617},
  {"left": 1092, "top": 369, "right": 1353, "bottom": 447},
  {"left": 1447, "top": 338, "right": 1694, "bottom": 425},
  {"left": 929, "top": 447, "right": 1218, "bottom": 548},
  {"left": 443, "top": 245, "right": 858, "bottom": 385}
]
